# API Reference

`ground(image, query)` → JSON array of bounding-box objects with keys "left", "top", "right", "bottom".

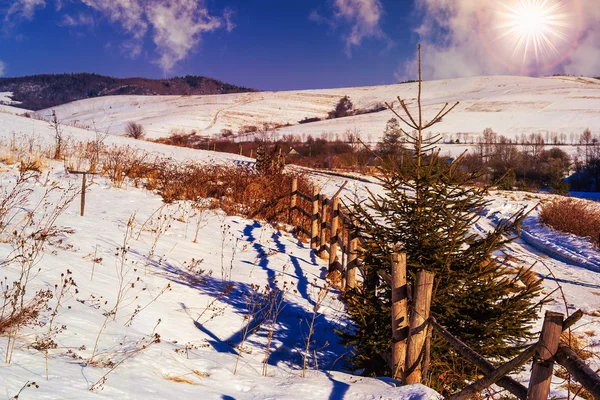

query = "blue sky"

[{"left": 0, "top": 0, "right": 598, "bottom": 90}]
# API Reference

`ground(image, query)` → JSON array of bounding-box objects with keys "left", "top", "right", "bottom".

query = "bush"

[
  {"left": 125, "top": 122, "right": 145, "bottom": 139},
  {"left": 540, "top": 198, "right": 600, "bottom": 245},
  {"left": 328, "top": 96, "right": 353, "bottom": 119}
]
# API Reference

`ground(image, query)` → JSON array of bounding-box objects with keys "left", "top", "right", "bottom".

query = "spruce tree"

[{"left": 341, "top": 46, "right": 544, "bottom": 395}]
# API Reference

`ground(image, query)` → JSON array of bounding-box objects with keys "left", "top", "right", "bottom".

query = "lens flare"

[{"left": 479, "top": 0, "right": 580, "bottom": 74}]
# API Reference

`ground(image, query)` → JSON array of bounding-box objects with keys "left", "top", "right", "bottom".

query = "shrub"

[
  {"left": 125, "top": 121, "right": 145, "bottom": 139},
  {"left": 298, "top": 117, "right": 321, "bottom": 124},
  {"left": 328, "top": 96, "right": 353, "bottom": 119},
  {"left": 540, "top": 198, "right": 600, "bottom": 245}
]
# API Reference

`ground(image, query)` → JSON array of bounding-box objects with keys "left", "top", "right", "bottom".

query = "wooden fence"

[
  {"left": 289, "top": 178, "right": 600, "bottom": 399},
  {"left": 289, "top": 178, "right": 359, "bottom": 288}
]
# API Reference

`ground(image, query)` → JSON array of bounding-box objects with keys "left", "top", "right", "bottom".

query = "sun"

[{"left": 484, "top": 0, "right": 579, "bottom": 73}]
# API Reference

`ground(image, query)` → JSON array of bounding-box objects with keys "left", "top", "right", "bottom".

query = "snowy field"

[
  {"left": 18, "top": 76, "right": 600, "bottom": 145},
  {"left": 0, "top": 77, "right": 600, "bottom": 398}
]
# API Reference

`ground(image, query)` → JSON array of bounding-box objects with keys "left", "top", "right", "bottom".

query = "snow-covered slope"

[
  {"left": 0, "top": 112, "right": 442, "bottom": 399},
  {"left": 0, "top": 92, "right": 28, "bottom": 115},
  {"left": 3, "top": 79, "right": 600, "bottom": 398},
  {"left": 38, "top": 76, "right": 600, "bottom": 141}
]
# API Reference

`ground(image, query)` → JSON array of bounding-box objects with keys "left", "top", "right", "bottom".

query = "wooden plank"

[
  {"left": 346, "top": 237, "right": 358, "bottom": 289},
  {"left": 391, "top": 252, "right": 408, "bottom": 380},
  {"left": 430, "top": 317, "right": 528, "bottom": 400},
  {"left": 528, "top": 311, "right": 564, "bottom": 400},
  {"left": 310, "top": 186, "right": 320, "bottom": 250},
  {"left": 80, "top": 172, "right": 87, "bottom": 217},
  {"left": 563, "top": 309, "right": 583, "bottom": 331},
  {"left": 289, "top": 177, "right": 297, "bottom": 224},
  {"left": 447, "top": 343, "right": 539, "bottom": 400},
  {"left": 296, "top": 208, "right": 312, "bottom": 220},
  {"left": 404, "top": 270, "right": 434, "bottom": 384},
  {"left": 555, "top": 342, "right": 600, "bottom": 399},
  {"left": 328, "top": 196, "right": 340, "bottom": 273},
  {"left": 318, "top": 195, "right": 329, "bottom": 259},
  {"left": 296, "top": 192, "right": 312, "bottom": 202}
]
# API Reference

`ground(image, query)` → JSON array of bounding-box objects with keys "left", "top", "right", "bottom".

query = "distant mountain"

[{"left": 0, "top": 73, "right": 257, "bottom": 110}]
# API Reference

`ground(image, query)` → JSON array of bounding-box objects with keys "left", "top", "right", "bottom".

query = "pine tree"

[
  {"left": 377, "top": 118, "right": 405, "bottom": 166},
  {"left": 341, "top": 46, "right": 544, "bottom": 395}
]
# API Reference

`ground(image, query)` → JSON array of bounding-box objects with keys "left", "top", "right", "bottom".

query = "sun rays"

[{"left": 483, "top": 0, "right": 579, "bottom": 73}]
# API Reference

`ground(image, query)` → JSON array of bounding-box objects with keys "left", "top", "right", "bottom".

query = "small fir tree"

[
  {"left": 341, "top": 46, "right": 544, "bottom": 395},
  {"left": 376, "top": 118, "right": 405, "bottom": 167}
]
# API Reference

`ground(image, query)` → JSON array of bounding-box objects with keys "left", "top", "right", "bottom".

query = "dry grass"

[
  {"left": 539, "top": 198, "right": 600, "bottom": 246},
  {"left": 163, "top": 374, "right": 196, "bottom": 385}
]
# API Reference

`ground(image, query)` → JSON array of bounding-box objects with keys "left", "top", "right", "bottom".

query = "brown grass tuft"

[
  {"left": 163, "top": 374, "right": 196, "bottom": 385},
  {"left": 539, "top": 198, "right": 600, "bottom": 246}
]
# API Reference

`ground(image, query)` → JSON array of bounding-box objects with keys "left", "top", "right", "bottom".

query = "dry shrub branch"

[{"left": 540, "top": 198, "right": 600, "bottom": 246}]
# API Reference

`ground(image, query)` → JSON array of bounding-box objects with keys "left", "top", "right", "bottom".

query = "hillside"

[
  {"left": 36, "top": 75, "right": 600, "bottom": 142},
  {"left": 0, "top": 97, "right": 599, "bottom": 398},
  {"left": 0, "top": 73, "right": 256, "bottom": 111}
]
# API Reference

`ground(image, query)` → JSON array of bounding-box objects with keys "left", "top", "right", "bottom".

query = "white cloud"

[
  {"left": 60, "top": 12, "right": 95, "bottom": 28},
  {"left": 223, "top": 7, "right": 236, "bottom": 33},
  {"left": 0, "top": 61, "right": 5, "bottom": 77},
  {"left": 4, "top": 0, "right": 232, "bottom": 73},
  {"left": 147, "top": 0, "right": 222, "bottom": 72},
  {"left": 334, "top": 0, "right": 384, "bottom": 52},
  {"left": 6, "top": 0, "right": 46, "bottom": 20},
  {"left": 312, "top": 0, "right": 386, "bottom": 55},
  {"left": 403, "top": 0, "right": 600, "bottom": 80}
]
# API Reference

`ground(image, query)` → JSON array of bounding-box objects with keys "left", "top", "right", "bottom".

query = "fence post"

[
  {"left": 328, "top": 196, "right": 340, "bottom": 273},
  {"left": 346, "top": 235, "right": 358, "bottom": 289},
  {"left": 392, "top": 252, "right": 409, "bottom": 380},
  {"left": 528, "top": 311, "right": 564, "bottom": 400},
  {"left": 319, "top": 195, "right": 328, "bottom": 259},
  {"left": 310, "top": 186, "right": 320, "bottom": 250},
  {"left": 405, "top": 270, "right": 435, "bottom": 385},
  {"left": 80, "top": 172, "right": 87, "bottom": 217},
  {"left": 289, "top": 177, "right": 297, "bottom": 225}
]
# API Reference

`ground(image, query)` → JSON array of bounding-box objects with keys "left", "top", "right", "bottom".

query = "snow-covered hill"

[
  {"left": 1, "top": 77, "right": 600, "bottom": 399},
  {"left": 36, "top": 76, "right": 600, "bottom": 142}
]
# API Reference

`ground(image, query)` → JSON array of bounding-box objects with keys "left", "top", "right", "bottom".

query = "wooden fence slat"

[
  {"left": 404, "top": 270, "right": 434, "bottom": 385},
  {"left": 430, "top": 317, "right": 528, "bottom": 399},
  {"left": 555, "top": 342, "right": 600, "bottom": 399},
  {"left": 391, "top": 252, "right": 408, "bottom": 380},
  {"left": 447, "top": 343, "right": 539, "bottom": 400},
  {"left": 328, "top": 196, "right": 340, "bottom": 273},
  {"left": 346, "top": 237, "right": 358, "bottom": 289},
  {"left": 528, "top": 311, "right": 564, "bottom": 400},
  {"left": 310, "top": 186, "right": 320, "bottom": 250},
  {"left": 563, "top": 309, "right": 583, "bottom": 331},
  {"left": 80, "top": 172, "right": 87, "bottom": 217},
  {"left": 319, "top": 195, "right": 329, "bottom": 259},
  {"left": 289, "top": 177, "right": 297, "bottom": 224},
  {"left": 296, "top": 208, "right": 312, "bottom": 219}
]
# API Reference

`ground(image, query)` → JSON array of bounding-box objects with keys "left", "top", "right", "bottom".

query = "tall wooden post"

[
  {"left": 310, "top": 186, "right": 320, "bottom": 250},
  {"left": 80, "top": 172, "right": 87, "bottom": 217},
  {"left": 289, "top": 177, "right": 297, "bottom": 224},
  {"left": 528, "top": 311, "right": 564, "bottom": 400},
  {"left": 391, "top": 252, "right": 408, "bottom": 380},
  {"left": 346, "top": 236, "right": 358, "bottom": 289},
  {"left": 405, "top": 270, "right": 435, "bottom": 384},
  {"left": 318, "top": 196, "right": 328, "bottom": 259},
  {"left": 328, "top": 196, "right": 340, "bottom": 272}
]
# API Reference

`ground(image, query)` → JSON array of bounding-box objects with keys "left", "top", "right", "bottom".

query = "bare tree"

[
  {"left": 125, "top": 122, "right": 145, "bottom": 140},
  {"left": 50, "top": 110, "right": 64, "bottom": 160}
]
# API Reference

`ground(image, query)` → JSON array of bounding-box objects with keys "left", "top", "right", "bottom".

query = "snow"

[
  {"left": 36, "top": 76, "right": 600, "bottom": 145},
  {"left": 1, "top": 75, "right": 600, "bottom": 398},
  {"left": 0, "top": 92, "right": 28, "bottom": 115},
  {"left": 0, "top": 110, "right": 442, "bottom": 399}
]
